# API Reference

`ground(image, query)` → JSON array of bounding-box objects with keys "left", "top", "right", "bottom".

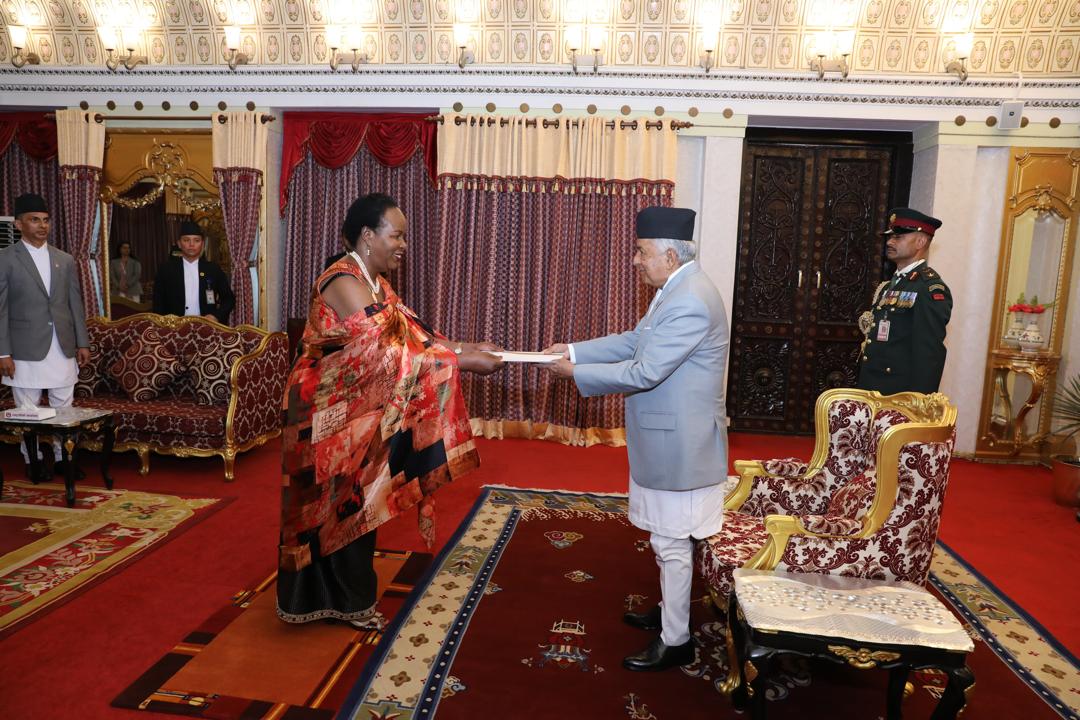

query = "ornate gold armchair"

[{"left": 696, "top": 389, "right": 958, "bottom": 604}]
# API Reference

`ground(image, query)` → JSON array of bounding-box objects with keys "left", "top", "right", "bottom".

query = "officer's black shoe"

[
  {"left": 622, "top": 604, "right": 662, "bottom": 631},
  {"left": 621, "top": 636, "right": 695, "bottom": 672}
]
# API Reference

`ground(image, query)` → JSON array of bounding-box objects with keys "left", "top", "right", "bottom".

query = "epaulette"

[{"left": 918, "top": 265, "right": 940, "bottom": 279}]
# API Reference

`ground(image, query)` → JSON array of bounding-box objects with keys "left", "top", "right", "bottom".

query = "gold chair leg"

[
  {"left": 137, "top": 447, "right": 150, "bottom": 475},
  {"left": 223, "top": 448, "right": 236, "bottom": 482}
]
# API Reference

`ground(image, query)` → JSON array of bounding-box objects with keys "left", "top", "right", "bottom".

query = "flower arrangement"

[{"left": 1008, "top": 292, "right": 1055, "bottom": 314}]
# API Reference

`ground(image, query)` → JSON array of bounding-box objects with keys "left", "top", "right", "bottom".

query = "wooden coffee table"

[
  {"left": 0, "top": 407, "right": 115, "bottom": 506},
  {"left": 726, "top": 568, "right": 975, "bottom": 720}
]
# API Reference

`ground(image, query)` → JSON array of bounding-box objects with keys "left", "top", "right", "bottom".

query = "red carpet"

[
  {"left": 0, "top": 433, "right": 1075, "bottom": 720},
  {"left": 0, "top": 480, "right": 226, "bottom": 639},
  {"left": 342, "top": 488, "right": 1077, "bottom": 719}
]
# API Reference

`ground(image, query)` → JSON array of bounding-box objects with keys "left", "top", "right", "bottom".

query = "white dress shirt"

[
  {"left": 182, "top": 257, "right": 201, "bottom": 316},
  {"left": 2, "top": 241, "right": 79, "bottom": 390},
  {"left": 893, "top": 258, "right": 925, "bottom": 283}
]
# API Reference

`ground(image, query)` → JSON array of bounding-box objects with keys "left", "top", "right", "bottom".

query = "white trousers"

[
  {"left": 651, "top": 533, "right": 694, "bottom": 646},
  {"left": 12, "top": 385, "right": 74, "bottom": 462}
]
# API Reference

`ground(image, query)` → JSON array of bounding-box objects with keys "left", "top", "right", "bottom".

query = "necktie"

[{"left": 890, "top": 272, "right": 903, "bottom": 287}]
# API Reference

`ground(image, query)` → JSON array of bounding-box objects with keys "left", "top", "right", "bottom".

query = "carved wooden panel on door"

[{"left": 728, "top": 132, "right": 910, "bottom": 434}]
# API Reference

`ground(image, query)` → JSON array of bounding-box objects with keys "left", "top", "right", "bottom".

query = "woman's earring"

[{"left": 366, "top": 247, "right": 371, "bottom": 256}]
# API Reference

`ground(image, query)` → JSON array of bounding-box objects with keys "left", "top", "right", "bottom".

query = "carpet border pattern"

[{"left": 340, "top": 486, "right": 1080, "bottom": 720}]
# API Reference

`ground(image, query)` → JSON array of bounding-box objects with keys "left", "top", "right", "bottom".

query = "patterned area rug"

[
  {"left": 341, "top": 487, "right": 1080, "bottom": 720},
  {"left": 0, "top": 480, "right": 223, "bottom": 639},
  {"left": 112, "top": 550, "right": 433, "bottom": 720}
]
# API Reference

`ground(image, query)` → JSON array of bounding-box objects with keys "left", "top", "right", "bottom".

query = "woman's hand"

[{"left": 458, "top": 351, "right": 504, "bottom": 375}]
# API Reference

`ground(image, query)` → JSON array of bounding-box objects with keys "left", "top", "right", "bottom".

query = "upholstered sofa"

[
  {"left": 696, "top": 389, "right": 957, "bottom": 606},
  {"left": 2, "top": 314, "right": 288, "bottom": 481}
]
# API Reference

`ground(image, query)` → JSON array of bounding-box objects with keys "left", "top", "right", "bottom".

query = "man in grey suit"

[
  {"left": 0, "top": 193, "right": 91, "bottom": 473},
  {"left": 545, "top": 206, "right": 729, "bottom": 672}
]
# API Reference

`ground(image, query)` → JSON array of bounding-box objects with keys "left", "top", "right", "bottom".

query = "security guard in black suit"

[{"left": 856, "top": 208, "right": 952, "bottom": 395}]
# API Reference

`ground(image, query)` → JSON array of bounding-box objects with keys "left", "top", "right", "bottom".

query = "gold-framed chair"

[{"left": 696, "top": 388, "right": 958, "bottom": 606}]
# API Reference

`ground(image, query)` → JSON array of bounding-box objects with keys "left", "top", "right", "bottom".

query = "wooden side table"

[
  {"left": 0, "top": 408, "right": 115, "bottom": 506},
  {"left": 726, "top": 569, "right": 975, "bottom": 720}
]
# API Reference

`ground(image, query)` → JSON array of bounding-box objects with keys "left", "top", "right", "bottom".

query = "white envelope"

[{"left": 492, "top": 351, "right": 563, "bottom": 363}]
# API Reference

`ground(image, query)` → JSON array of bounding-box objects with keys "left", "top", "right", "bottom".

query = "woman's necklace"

[{"left": 348, "top": 250, "right": 380, "bottom": 295}]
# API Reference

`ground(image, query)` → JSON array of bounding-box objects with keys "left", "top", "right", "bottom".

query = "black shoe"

[
  {"left": 54, "top": 460, "right": 86, "bottom": 480},
  {"left": 623, "top": 604, "right": 662, "bottom": 631},
  {"left": 622, "top": 636, "right": 696, "bottom": 672}
]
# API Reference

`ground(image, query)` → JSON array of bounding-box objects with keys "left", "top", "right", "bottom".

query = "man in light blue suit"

[{"left": 546, "top": 206, "right": 729, "bottom": 672}]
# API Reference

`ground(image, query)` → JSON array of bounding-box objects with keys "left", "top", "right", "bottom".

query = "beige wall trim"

[{"left": 914, "top": 122, "right": 1080, "bottom": 153}]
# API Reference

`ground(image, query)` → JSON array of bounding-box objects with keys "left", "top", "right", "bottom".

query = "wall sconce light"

[
  {"left": 224, "top": 25, "right": 250, "bottom": 70},
  {"left": 587, "top": 25, "right": 605, "bottom": 74},
  {"left": 328, "top": 25, "right": 370, "bottom": 71},
  {"left": 810, "top": 30, "right": 851, "bottom": 79},
  {"left": 453, "top": 24, "right": 474, "bottom": 68},
  {"left": 565, "top": 24, "right": 583, "bottom": 73},
  {"left": 699, "top": 31, "right": 719, "bottom": 73},
  {"left": 945, "top": 33, "right": 973, "bottom": 82},
  {"left": 99, "top": 26, "right": 146, "bottom": 71},
  {"left": 7, "top": 25, "right": 40, "bottom": 67}
]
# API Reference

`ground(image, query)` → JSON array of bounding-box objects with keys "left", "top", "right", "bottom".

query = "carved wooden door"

[{"left": 727, "top": 134, "right": 909, "bottom": 433}]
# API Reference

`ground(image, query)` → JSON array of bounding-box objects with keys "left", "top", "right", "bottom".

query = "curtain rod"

[
  {"left": 46, "top": 112, "right": 276, "bottom": 124},
  {"left": 425, "top": 115, "right": 692, "bottom": 130}
]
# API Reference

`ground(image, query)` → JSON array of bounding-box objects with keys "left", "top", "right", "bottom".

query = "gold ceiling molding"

[{"left": 0, "top": 0, "right": 1075, "bottom": 77}]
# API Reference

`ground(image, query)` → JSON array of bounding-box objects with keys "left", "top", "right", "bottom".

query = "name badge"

[
  {"left": 205, "top": 289, "right": 216, "bottom": 305},
  {"left": 876, "top": 319, "right": 891, "bottom": 342}
]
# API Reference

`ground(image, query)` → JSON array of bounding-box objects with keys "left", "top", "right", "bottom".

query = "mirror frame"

[
  {"left": 976, "top": 147, "right": 1080, "bottom": 462},
  {"left": 98, "top": 128, "right": 225, "bottom": 318}
]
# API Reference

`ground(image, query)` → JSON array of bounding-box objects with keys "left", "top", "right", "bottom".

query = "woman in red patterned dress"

[{"left": 277, "top": 193, "right": 502, "bottom": 629}]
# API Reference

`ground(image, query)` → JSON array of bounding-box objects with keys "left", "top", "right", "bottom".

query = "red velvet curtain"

[
  {"left": 279, "top": 112, "right": 436, "bottom": 214},
  {"left": 0, "top": 112, "right": 58, "bottom": 162}
]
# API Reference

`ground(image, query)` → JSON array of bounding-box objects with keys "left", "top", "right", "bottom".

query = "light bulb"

[
  {"left": 8, "top": 25, "right": 28, "bottom": 49},
  {"left": 588, "top": 26, "right": 605, "bottom": 52},
  {"left": 565, "top": 24, "right": 583, "bottom": 51},
  {"left": 453, "top": 23, "right": 471, "bottom": 48},
  {"left": 224, "top": 25, "right": 242, "bottom": 51},
  {"left": 954, "top": 32, "right": 974, "bottom": 59}
]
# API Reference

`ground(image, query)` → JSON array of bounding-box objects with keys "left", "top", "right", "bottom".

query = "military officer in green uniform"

[{"left": 856, "top": 207, "right": 952, "bottom": 394}]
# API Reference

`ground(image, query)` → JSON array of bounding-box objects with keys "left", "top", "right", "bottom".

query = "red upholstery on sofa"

[{"left": 2, "top": 314, "right": 288, "bottom": 481}]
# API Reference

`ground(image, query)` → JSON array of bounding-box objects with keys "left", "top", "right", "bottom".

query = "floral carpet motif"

[
  {"left": 341, "top": 487, "right": 1080, "bottom": 720},
  {"left": 0, "top": 480, "right": 220, "bottom": 637}
]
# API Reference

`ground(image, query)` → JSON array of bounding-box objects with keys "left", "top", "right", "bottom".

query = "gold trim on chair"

[{"left": 741, "top": 393, "right": 956, "bottom": 572}]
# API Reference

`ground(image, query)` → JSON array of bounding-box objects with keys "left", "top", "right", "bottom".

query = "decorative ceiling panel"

[{"left": 0, "top": 0, "right": 1076, "bottom": 75}]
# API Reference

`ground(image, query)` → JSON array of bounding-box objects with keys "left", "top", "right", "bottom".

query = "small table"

[
  {"left": 0, "top": 407, "right": 115, "bottom": 507},
  {"left": 726, "top": 569, "right": 975, "bottom": 720}
]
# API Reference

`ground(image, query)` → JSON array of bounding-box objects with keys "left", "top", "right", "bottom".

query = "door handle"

[
  {"left": 816, "top": 270, "right": 822, "bottom": 289},
  {"left": 797, "top": 270, "right": 803, "bottom": 288}
]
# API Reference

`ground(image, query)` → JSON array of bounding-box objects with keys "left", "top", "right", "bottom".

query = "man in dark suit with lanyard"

[
  {"left": 856, "top": 207, "right": 952, "bottom": 394},
  {"left": 152, "top": 220, "right": 235, "bottom": 325}
]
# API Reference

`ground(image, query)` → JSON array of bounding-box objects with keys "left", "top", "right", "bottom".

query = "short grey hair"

[{"left": 648, "top": 237, "right": 697, "bottom": 264}]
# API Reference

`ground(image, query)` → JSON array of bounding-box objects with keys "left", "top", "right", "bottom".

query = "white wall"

[{"left": 913, "top": 144, "right": 1008, "bottom": 454}]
